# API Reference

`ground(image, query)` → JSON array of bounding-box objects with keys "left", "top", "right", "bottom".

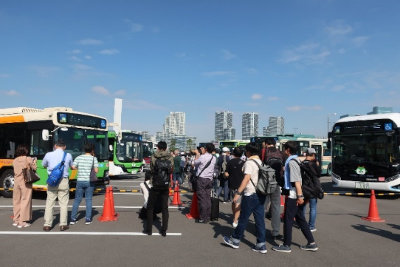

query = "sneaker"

[
  {"left": 223, "top": 236, "right": 239, "bottom": 249},
  {"left": 300, "top": 243, "right": 318, "bottom": 251},
  {"left": 252, "top": 244, "right": 267, "bottom": 254},
  {"left": 12, "top": 222, "right": 18, "bottom": 227},
  {"left": 70, "top": 220, "right": 78, "bottom": 225},
  {"left": 232, "top": 221, "right": 238, "bottom": 229},
  {"left": 272, "top": 244, "right": 291, "bottom": 253},
  {"left": 17, "top": 223, "right": 31, "bottom": 228},
  {"left": 85, "top": 219, "right": 92, "bottom": 225},
  {"left": 310, "top": 228, "right": 317, "bottom": 232}
]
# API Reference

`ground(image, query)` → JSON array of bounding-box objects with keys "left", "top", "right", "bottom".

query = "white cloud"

[
  {"left": 325, "top": 22, "right": 353, "bottom": 36},
  {"left": 222, "top": 49, "right": 236, "bottom": 60},
  {"left": 114, "top": 90, "right": 126, "bottom": 96},
  {"left": 287, "top": 105, "right": 322, "bottom": 112},
  {"left": 74, "top": 63, "right": 92, "bottom": 71},
  {"left": 0, "top": 73, "right": 10, "bottom": 78},
  {"left": 70, "top": 56, "right": 82, "bottom": 62},
  {"left": 77, "top": 38, "right": 103, "bottom": 45},
  {"left": 267, "top": 96, "right": 279, "bottom": 101},
  {"left": 30, "top": 66, "right": 60, "bottom": 77},
  {"left": 91, "top": 86, "right": 110, "bottom": 95},
  {"left": 1, "top": 90, "right": 19, "bottom": 96},
  {"left": 99, "top": 49, "right": 120, "bottom": 55},
  {"left": 70, "top": 49, "right": 81, "bottom": 54},
  {"left": 251, "top": 94, "right": 262, "bottom": 100},
  {"left": 352, "top": 36, "right": 369, "bottom": 47},
  {"left": 85, "top": 55, "right": 92, "bottom": 60},
  {"left": 280, "top": 43, "right": 330, "bottom": 64},
  {"left": 202, "top": 71, "right": 234, "bottom": 77},
  {"left": 124, "top": 19, "right": 144, "bottom": 32}
]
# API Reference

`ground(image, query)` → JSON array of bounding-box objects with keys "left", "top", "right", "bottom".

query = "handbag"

[
  {"left": 90, "top": 156, "right": 97, "bottom": 182},
  {"left": 23, "top": 157, "right": 40, "bottom": 184}
]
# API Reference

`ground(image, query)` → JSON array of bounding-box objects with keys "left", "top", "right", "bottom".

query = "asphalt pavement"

[{"left": 0, "top": 174, "right": 399, "bottom": 267}]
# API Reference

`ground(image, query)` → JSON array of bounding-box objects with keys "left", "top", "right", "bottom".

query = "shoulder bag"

[
  {"left": 23, "top": 157, "right": 40, "bottom": 184},
  {"left": 90, "top": 156, "right": 98, "bottom": 182}
]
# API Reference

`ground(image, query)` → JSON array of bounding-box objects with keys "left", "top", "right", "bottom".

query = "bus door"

[{"left": 312, "top": 144, "right": 322, "bottom": 166}]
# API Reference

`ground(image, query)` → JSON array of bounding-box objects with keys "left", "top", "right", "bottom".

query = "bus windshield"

[
  {"left": 55, "top": 128, "right": 108, "bottom": 160},
  {"left": 143, "top": 142, "right": 153, "bottom": 158},
  {"left": 333, "top": 134, "right": 400, "bottom": 165},
  {"left": 116, "top": 133, "right": 143, "bottom": 162}
]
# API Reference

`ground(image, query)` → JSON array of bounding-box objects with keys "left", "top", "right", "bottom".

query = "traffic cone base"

[
  {"left": 171, "top": 181, "right": 182, "bottom": 206},
  {"left": 362, "top": 190, "right": 385, "bottom": 222}
]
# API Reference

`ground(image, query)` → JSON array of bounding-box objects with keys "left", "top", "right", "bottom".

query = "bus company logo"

[{"left": 355, "top": 166, "right": 367, "bottom": 175}]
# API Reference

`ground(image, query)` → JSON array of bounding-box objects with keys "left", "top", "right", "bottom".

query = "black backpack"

[
  {"left": 152, "top": 158, "right": 172, "bottom": 188},
  {"left": 264, "top": 149, "right": 284, "bottom": 187},
  {"left": 294, "top": 160, "right": 324, "bottom": 200}
]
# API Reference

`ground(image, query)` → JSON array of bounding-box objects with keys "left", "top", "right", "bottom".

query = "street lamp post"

[{"left": 327, "top": 113, "right": 337, "bottom": 133}]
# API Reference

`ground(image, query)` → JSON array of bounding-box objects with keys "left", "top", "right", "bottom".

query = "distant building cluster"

[
  {"left": 215, "top": 111, "right": 235, "bottom": 141},
  {"left": 156, "top": 112, "right": 196, "bottom": 151}
]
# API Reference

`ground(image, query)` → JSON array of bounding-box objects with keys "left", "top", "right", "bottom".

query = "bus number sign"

[{"left": 355, "top": 182, "right": 369, "bottom": 190}]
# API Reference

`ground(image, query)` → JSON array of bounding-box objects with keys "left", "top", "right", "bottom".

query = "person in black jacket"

[{"left": 302, "top": 148, "right": 321, "bottom": 232}]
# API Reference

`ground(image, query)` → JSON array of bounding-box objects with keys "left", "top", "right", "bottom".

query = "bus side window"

[{"left": 30, "top": 130, "right": 50, "bottom": 157}]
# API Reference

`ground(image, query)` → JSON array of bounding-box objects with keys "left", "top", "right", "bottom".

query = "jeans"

[
  {"left": 232, "top": 193, "right": 266, "bottom": 246},
  {"left": 303, "top": 198, "right": 317, "bottom": 229},
  {"left": 264, "top": 186, "right": 281, "bottom": 236},
  {"left": 173, "top": 172, "right": 182, "bottom": 185},
  {"left": 71, "top": 181, "right": 95, "bottom": 221},
  {"left": 283, "top": 198, "right": 315, "bottom": 247},
  {"left": 216, "top": 178, "right": 230, "bottom": 202}
]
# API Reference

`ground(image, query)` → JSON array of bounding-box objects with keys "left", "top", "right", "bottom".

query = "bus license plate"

[
  {"left": 132, "top": 170, "right": 138, "bottom": 174},
  {"left": 355, "top": 182, "right": 369, "bottom": 190}
]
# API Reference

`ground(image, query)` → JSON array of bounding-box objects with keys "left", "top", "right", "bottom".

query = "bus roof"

[{"left": 336, "top": 113, "right": 400, "bottom": 126}]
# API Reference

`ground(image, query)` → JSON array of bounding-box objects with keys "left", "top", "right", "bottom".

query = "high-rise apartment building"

[
  {"left": 215, "top": 111, "right": 233, "bottom": 141},
  {"left": 163, "top": 112, "right": 185, "bottom": 136},
  {"left": 265, "top": 116, "right": 284, "bottom": 136},
  {"left": 242, "top": 112, "right": 259, "bottom": 140}
]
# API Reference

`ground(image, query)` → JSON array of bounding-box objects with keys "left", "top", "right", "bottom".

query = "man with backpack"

[
  {"left": 272, "top": 141, "right": 318, "bottom": 253},
  {"left": 145, "top": 141, "right": 174, "bottom": 236},
  {"left": 301, "top": 148, "right": 322, "bottom": 232},
  {"left": 263, "top": 138, "right": 284, "bottom": 241},
  {"left": 223, "top": 142, "right": 267, "bottom": 254},
  {"left": 42, "top": 140, "right": 73, "bottom": 231}
]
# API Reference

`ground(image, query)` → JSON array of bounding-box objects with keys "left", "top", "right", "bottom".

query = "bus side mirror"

[
  {"left": 42, "top": 129, "right": 50, "bottom": 141},
  {"left": 109, "top": 145, "right": 113, "bottom": 151}
]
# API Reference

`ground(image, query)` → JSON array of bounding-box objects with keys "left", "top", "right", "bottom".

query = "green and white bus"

[
  {"left": 0, "top": 107, "right": 109, "bottom": 197},
  {"left": 108, "top": 131, "right": 144, "bottom": 176},
  {"left": 219, "top": 140, "right": 250, "bottom": 150},
  {"left": 329, "top": 113, "right": 400, "bottom": 192}
]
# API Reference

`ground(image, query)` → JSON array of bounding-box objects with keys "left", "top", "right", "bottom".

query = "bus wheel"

[{"left": 0, "top": 169, "right": 14, "bottom": 198}]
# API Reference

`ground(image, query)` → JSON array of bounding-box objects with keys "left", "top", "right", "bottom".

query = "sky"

[{"left": 1, "top": 0, "right": 400, "bottom": 142}]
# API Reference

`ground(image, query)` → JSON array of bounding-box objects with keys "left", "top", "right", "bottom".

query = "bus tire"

[{"left": 0, "top": 169, "right": 14, "bottom": 198}]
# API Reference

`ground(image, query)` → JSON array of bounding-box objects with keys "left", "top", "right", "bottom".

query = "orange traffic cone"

[
  {"left": 280, "top": 195, "right": 285, "bottom": 207},
  {"left": 109, "top": 186, "right": 119, "bottom": 217},
  {"left": 98, "top": 186, "right": 118, "bottom": 222},
  {"left": 171, "top": 181, "right": 182, "bottom": 206},
  {"left": 186, "top": 192, "right": 199, "bottom": 219},
  {"left": 280, "top": 195, "right": 288, "bottom": 220},
  {"left": 362, "top": 190, "right": 385, "bottom": 222},
  {"left": 169, "top": 174, "right": 174, "bottom": 196}
]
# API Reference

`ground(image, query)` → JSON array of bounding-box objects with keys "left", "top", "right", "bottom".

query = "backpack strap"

[
  {"left": 248, "top": 159, "right": 261, "bottom": 190},
  {"left": 61, "top": 152, "right": 67, "bottom": 165},
  {"left": 198, "top": 156, "right": 213, "bottom": 178}
]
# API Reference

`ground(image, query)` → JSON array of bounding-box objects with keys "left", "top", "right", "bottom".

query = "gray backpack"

[{"left": 249, "top": 159, "right": 278, "bottom": 195}]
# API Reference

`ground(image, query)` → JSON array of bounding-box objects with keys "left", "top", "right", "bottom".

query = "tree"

[
  {"left": 186, "top": 138, "right": 193, "bottom": 151},
  {"left": 170, "top": 138, "right": 176, "bottom": 152}
]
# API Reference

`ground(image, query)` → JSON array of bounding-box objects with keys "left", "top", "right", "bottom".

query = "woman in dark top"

[{"left": 224, "top": 147, "right": 245, "bottom": 228}]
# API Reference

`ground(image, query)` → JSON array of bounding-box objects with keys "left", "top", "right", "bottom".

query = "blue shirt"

[{"left": 42, "top": 148, "right": 73, "bottom": 178}]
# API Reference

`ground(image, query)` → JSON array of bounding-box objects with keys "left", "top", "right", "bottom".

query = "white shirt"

[{"left": 242, "top": 158, "right": 262, "bottom": 196}]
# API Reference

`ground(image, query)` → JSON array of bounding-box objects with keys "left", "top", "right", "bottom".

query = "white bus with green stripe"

[{"left": 0, "top": 107, "right": 109, "bottom": 197}]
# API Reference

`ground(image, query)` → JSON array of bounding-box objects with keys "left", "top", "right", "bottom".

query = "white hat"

[
  {"left": 306, "top": 148, "right": 316, "bottom": 155},
  {"left": 222, "top": 147, "right": 230, "bottom": 152}
]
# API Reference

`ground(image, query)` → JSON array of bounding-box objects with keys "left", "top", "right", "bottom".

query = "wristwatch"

[{"left": 297, "top": 194, "right": 304, "bottom": 199}]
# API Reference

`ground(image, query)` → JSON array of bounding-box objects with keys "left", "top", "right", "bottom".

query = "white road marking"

[
  {"left": 0, "top": 231, "right": 181, "bottom": 236},
  {"left": 0, "top": 205, "right": 185, "bottom": 209}
]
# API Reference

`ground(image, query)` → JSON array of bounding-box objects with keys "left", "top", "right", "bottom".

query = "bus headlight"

[{"left": 386, "top": 174, "right": 400, "bottom": 182}]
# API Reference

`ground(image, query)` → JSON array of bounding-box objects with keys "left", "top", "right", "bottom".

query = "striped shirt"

[{"left": 73, "top": 154, "right": 98, "bottom": 182}]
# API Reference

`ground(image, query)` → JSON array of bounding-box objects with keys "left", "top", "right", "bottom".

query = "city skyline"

[{"left": 1, "top": 1, "right": 399, "bottom": 142}]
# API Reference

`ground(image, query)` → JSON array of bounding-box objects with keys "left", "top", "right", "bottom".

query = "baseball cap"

[
  {"left": 306, "top": 148, "right": 316, "bottom": 155},
  {"left": 222, "top": 147, "right": 230, "bottom": 152}
]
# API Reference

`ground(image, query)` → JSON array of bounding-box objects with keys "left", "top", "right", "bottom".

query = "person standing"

[
  {"left": 173, "top": 149, "right": 183, "bottom": 185},
  {"left": 272, "top": 141, "right": 318, "bottom": 253},
  {"left": 70, "top": 143, "right": 98, "bottom": 225},
  {"left": 194, "top": 143, "right": 216, "bottom": 223},
  {"left": 12, "top": 144, "right": 37, "bottom": 228},
  {"left": 223, "top": 142, "right": 267, "bottom": 254},
  {"left": 302, "top": 148, "right": 321, "bottom": 232},
  {"left": 42, "top": 140, "right": 73, "bottom": 231},
  {"left": 216, "top": 147, "right": 231, "bottom": 203},
  {"left": 224, "top": 147, "right": 245, "bottom": 228},
  {"left": 145, "top": 141, "right": 173, "bottom": 236}
]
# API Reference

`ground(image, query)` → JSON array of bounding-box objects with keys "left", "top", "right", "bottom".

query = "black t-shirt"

[{"left": 226, "top": 157, "right": 245, "bottom": 190}]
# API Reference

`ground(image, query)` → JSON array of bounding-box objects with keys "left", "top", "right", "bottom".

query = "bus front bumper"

[{"left": 331, "top": 173, "right": 400, "bottom": 192}]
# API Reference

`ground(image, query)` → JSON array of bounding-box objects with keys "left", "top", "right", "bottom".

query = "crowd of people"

[{"left": 11, "top": 138, "right": 322, "bottom": 254}]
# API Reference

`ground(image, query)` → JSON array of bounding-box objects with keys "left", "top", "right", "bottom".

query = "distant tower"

[
  {"left": 215, "top": 111, "right": 233, "bottom": 141},
  {"left": 164, "top": 112, "right": 185, "bottom": 135},
  {"left": 265, "top": 116, "right": 284, "bottom": 136},
  {"left": 242, "top": 112, "right": 259, "bottom": 140}
]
